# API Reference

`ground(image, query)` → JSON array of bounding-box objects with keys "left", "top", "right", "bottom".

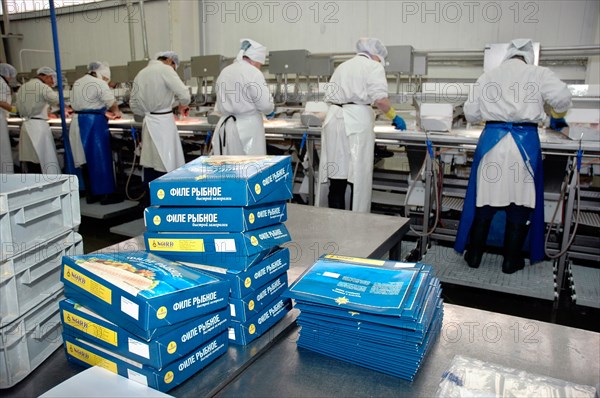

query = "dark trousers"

[
  {"left": 22, "top": 162, "right": 42, "bottom": 174},
  {"left": 475, "top": 204, "right": 532, "bottom": 225},
  {"left": 328, "top": 178, "right": 353, "bottom": 210},
  {"left": 142, "top": 168, "right": 167, "bottom": 207}
]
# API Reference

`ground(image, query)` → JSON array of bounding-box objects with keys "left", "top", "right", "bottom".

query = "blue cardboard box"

[
  {"left": 61, "top": 252, "right": 230, "bottom": 338},
  {"left": 228, "top": 298, "right": 292, "bottom": 345},
  {"left": 180, "top": 247, "right": 290, "bottom": 298},
  {"left": 144, "top": 202, "right": 287, "bottom": 232},
  {"left": 60, "top": 299, "right": 229, "bottom": 369},
  {"left": 63, "top": 331, "right": 228, "bottom": 392},
  {"left": 144, "top": 223, "right": 291, "bottom": 260},
  {"left": 229, "top": 274, "right": 288, "bottom": 322},
  {"left": 149, "top": 156, "right": 293, "bottom": 206}
]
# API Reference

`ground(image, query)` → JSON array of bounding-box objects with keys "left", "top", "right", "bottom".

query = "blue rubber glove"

[
  {"left": 392, "top": 115, "right": 407, "bottom": 130},
  {"left": 550, "top": 117, "right": 568, "bottom": 132},
  {"left": 266, "top": 111, "right": 276, "bottom": 120}
]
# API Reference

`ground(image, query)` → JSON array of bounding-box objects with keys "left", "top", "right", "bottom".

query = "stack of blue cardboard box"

[
  {"left": 59, "top": 251, "right": 231, "bottom": 392},
  {"left": 285, "top": 255, "right": 444, "bottom": 381},
  {"left": 143, "top": 155, "right": 295, "bottom": 345}
]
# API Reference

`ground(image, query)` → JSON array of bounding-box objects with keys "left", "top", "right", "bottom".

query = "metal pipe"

[
  {"left": 167, "top": 0, "right": 173, "bottom": 50},
  {"left": 1, "top": 0, "right": 10, "bottom": 35},
  {"left": 126, "top": 0, "right": 136, "bottom": 60},
  {"left": 199, "top": 0, "right": 206, "bottom": 56},
  {"left": 48, "top": 0, "right": 75, "bottom": 174},
  {"left": 138, "top": 0, "right": 150, "bottom": 59}
]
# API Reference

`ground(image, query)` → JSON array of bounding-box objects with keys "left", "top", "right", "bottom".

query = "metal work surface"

[
  {"left": 2, "top": 204, "right": 410, "bottom": 397},
  {"left": 422, "top": 244, "right": 556, "bottom": 301},
  {"left": 571, "top": 265, "right": 600, "bottom": 309},
  {"left": 214, "top": 303, "right": 600, "bottom": 398},
  {"left": 109, "top": 218, "right": 146, "bottom": 237},
  {"left": 79, "top": 198, "right": 139, "bottom": 219}
]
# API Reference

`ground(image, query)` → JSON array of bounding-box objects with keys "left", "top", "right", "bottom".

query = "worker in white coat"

[
  {"left": 69, "top": 61, "right": 123, "bottom": 204},
  {"left": 0, "top": 63, "right": 17, "bottom": 173},
  {"left": 16, "top": 67, "right": 66, "bottom": 174},
  {"left": 455, "top": 39, "right": 572, "bottom": 274},
  {"left": 212, "top": 38, "right": 274, "bottom": 155},
  {"left": 319, "top": 38, "right": 406, "bottom": 213},
  {"left": 130, "top": 51, "right": 191, "bottom": 186}
]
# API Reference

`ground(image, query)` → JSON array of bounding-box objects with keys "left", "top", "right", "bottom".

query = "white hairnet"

[
  {"left": 236, "top": 38, "right": 267, "bottom": 64},
  {"left": 37, "top": 66, "right": 57, "bottom": 86},
  {"left": 0, "top": 63, "right": 17, "bottom": 79},
  {"left": 88, "top": 61, "right": 111, "bottom": 80},
  {"left": 504, "top": 38, "right": 535, "bottom": 65},
  {"left": 155, "top": 51, "right": 180, "bottom": 69},
  {"left": 356, "top": 38, "right": 388, "bottom": 63}
]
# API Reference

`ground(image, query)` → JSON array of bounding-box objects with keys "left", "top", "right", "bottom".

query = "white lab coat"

[
  {"left": 318, "top": 54, "right": 388, "bottom": 213},
  {"left": 130, "top": 60, "right": 191, "bottom": 172},
  {"left": 69, "top": 74, "right": 116, "bottom": 166},
  {"left": 16, "top": 78, "right": 61, "bottom": 174},
  {"left": 464, "top": 59, "right": 572, "bottom": 208},
  {"left": 0, "top": 77, "right": 14, "bottom": 173},
  {"left": 212, "top": 59, "right": 274, "bottom": 155}
]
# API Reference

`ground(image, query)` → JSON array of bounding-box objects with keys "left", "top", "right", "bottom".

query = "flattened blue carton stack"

[
  {"left": 143, "top": 156, "right": 294, "bottom": 345},
  {"left": 285, "top": 255, "right": 444, "bottom": 381},
  {"left": 59, "top": 251, "right": 230, "bottom": 392}
]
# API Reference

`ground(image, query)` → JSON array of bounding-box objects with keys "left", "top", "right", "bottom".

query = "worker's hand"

[
  {"left": 550, "top": 117, "right": 568, "bottom": 132},
  {"left": 266, "top": 111, "right": 276, "bottom": 120},
  {"left": 392, "top": 115, "right": 407, "bottom": 130},
  {"left": 178, "top": 105, "right": 190, "bottom": 118},
  {"left": 64, "top": 107, "right": 74, "bottom": 117},
  {"left": 106, "top": 111, "right": 122, "bottom": 120}
]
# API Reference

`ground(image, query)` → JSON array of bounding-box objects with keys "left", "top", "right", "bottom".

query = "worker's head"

[
  {"left": 36, "top": 66, "right": 57, "bottom": 87},
  {"left": 0, "top": 63, "right": 17, "bottom": 81},
  {"left": 88, "top": 61, "right": 111, "bottom": 82},
  {"left": 237, "top": 38, "right": 267, "bottom": 69},
  {"left": 156, "top": 51, "right": 180, "bottom": 70},
  {"left": 356, "top": 38, "right": 388, "bottom": 65},
  {"left": 504, "top": 39, "right": 535, "bottom": 65}
]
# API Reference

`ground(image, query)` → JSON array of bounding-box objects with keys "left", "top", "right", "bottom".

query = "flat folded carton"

[
  {"left": 149, "top": 156, "right": 293, "bottom": 207},
  {"left": 144, "top": 223, "right": 290, "bottom": 262},
  {"left": 63, "top": 331, "right": 228, "bottom": 393},
  {"left": 229, "top": 274, "right": 288, "bottom": 322},
  {"left": 228, "top": 298, "right": 292, "bottom": 345},
  {"left": 180, "top": 247, "right": 290, "bottom": 298},
  {"left": 144, "top": 202, "right": 287, "bottom": 232},
  {"left": 61, "top": 252, "right": 230, "bottom": 339},
  {"left": 60, "top": 299, "right": 229, "bottom": 369}
]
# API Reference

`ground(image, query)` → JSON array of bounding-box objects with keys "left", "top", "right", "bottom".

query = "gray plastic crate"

[
  {"left": 0, "top": 231, "right": 83, "bottom": 324},
  {"left": 1, "top": 174, "right": 80, "bottom": 261},
  {"left": 0, "top": 288, "right": 63, "bottom": 389}
]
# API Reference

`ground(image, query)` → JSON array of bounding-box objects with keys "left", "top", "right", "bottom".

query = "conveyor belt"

[
  {"left": 579, "top": 211, "right": 600, "bottom": 228},
  {"left": 571, "top": 264, "right": 600, "bottom": 308},
  {"left": 420, "top": 243, "right": 556, "bottom": 301}
]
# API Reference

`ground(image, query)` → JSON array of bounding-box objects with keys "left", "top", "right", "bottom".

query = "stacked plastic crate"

[
  {"left": 0, "top": 174, "right": 82, "bottom": 388},
  {"left": 59, "top": 251, "right": 231, "bottom": 392},
  {"left": 144, "top": 155, "right": 294, "bottom": 345}
]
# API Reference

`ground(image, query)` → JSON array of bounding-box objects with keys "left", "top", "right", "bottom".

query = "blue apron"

[
  {"left": 454, "top": 122, "right": 545, "bottom": 264},
  {"left": 77, "top": 109, "right": 115, "bottom": 196}
]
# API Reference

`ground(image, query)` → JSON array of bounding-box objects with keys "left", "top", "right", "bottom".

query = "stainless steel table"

[
  {"left": 3, "top": 204, "right": 410, "bottom": 397},
  {"left": 214, "top": 304, "right": 600, "bottom": 398}
]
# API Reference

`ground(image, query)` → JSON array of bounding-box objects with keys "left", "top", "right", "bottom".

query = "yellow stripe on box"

[
  {"left": 324, "top": 255, "right": 385, "bottom": 266},
  {"left": 66, "top": 341, "right": 118, "bottom": 373},
  {"left": 63, "top": 310, "right": 118, "bottom": 346},
  {"left": 64, "top": 265, "right": 112, "bottom": 304},
  {"left": 148, "top": 238, "right": 205, "bottom": 252}
]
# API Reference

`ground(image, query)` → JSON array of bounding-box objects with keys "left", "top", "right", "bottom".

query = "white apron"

[
  {"left": 19, "top": 119, "right": 60, "bottom": 174},
  {"left": 0, "top": 113, "right": 14, "bottom": 173},
  {"left": 139, "top": 111, "right": 185, "bottom": 173},
  {"left": 212, "top": 113, "right": 266, "bottom": 155},
  {"left": 68, "top": 115, "right": 86, "bottom": 167},
  {"left": 317, "top": 104, "right": 374, "bottom": 213}
]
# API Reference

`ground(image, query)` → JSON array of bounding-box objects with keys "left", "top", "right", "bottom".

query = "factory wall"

[{"left": 3, "top": 0, "right": 599, "bottom": 78}]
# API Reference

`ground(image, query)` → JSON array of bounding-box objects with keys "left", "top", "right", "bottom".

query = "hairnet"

[
  {"left": 88, "top": 61, "right": 111, "bottom": 80},
  {"left": 236, "top": 38, "right": 267, "bottom": 64},
  {"left": 0, "top": 63, "right": 17, "bottom": 79},
  {"left": 356, "top": 38, "right": 388, "bottom": 63},
  {"left": 504, "top": 38, "right": 535, "bottom": 65},
  {"left": 155, "top": 51, "right": 180, "bottom": 69},
  {"left": 37, "top": 66, "right": 57, "bottom": 86}
]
